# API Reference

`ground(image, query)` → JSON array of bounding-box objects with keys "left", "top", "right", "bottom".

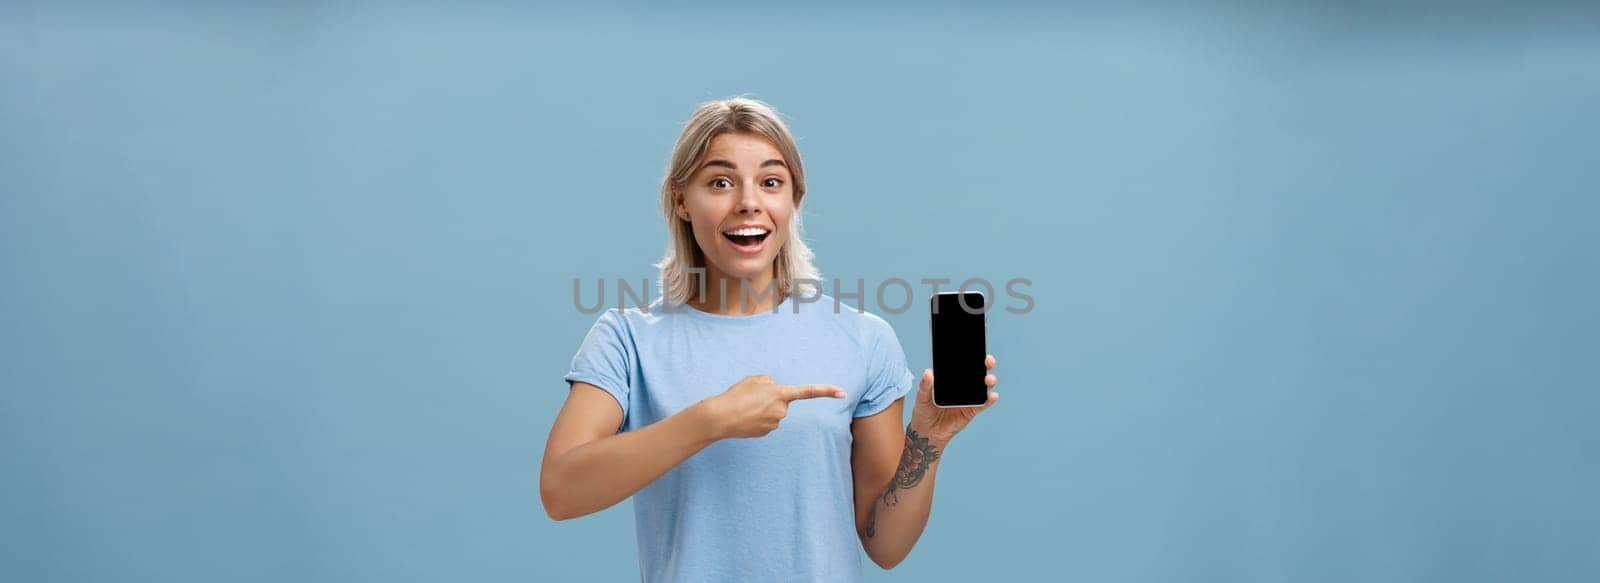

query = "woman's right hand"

[{"left": 700, "top": 374, "right": 846, "bottom": 439}]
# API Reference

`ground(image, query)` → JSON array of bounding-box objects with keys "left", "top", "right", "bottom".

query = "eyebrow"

[{"left": 701, "top": 159, "right": 788, "bottom": 171}]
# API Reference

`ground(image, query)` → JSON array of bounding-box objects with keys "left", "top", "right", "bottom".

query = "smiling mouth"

[{"left": 722, "top": 226, "right": 771, "bottom": 248}]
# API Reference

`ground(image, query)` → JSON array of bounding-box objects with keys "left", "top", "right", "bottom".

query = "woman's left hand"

[{"left": 907, "top": 354, "right": 999, "bottom": 446}]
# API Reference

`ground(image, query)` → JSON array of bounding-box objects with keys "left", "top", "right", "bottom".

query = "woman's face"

[{"left": 674, "top": 132, "right": 795, "bottom": 284}]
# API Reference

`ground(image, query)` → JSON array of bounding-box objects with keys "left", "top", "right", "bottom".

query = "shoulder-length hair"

[{"left": 656, "top": 97, "right": 820, "bottom": 305}]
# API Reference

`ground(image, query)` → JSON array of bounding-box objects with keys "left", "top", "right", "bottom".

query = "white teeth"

[{"left": 724, "top": 227, "right": 770, "bottom": 237}]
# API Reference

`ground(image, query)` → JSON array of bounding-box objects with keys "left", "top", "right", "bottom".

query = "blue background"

[{"left": 3, "top": 1, "right": 1596, "bottom": 581}]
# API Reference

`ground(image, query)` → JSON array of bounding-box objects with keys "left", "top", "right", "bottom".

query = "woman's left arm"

[{"left": 850, "top": 355, "right": 999, "bottom": 569}]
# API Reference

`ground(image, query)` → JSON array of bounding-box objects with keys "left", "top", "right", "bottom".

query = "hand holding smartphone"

[{"left": 929, "top": 291, "right": 988, "bottom": 408}]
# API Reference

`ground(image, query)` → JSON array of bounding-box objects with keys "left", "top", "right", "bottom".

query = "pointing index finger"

[{"left": 780, "top": 384, "right": 847, "bottom": 401}]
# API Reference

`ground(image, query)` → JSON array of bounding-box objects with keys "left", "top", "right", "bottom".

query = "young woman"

[{"left": 540, "top": 97, "right": 1000, "bottom": 582}]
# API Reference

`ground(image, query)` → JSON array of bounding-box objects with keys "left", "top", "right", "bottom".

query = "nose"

[{"left": 735, "top": 184, "right": 762, "bottom": 215}]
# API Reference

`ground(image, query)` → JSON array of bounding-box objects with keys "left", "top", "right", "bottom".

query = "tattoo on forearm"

[{"left": 865, "top": 429, "right": 942, "bottom": 538}]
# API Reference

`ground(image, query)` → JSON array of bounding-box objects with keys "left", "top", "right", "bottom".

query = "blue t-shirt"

[{"left": 562, "top": 293, "right": 917, "bottom": 582}]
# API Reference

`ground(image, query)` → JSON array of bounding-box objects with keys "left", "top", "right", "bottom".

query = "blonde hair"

[{"left": 656, "top": 97, "right": 821, "bottom": 305}]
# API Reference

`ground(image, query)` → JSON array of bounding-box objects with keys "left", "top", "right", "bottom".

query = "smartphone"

[{"left": 929, "top": 291, "right": 988, "bottom": 408}]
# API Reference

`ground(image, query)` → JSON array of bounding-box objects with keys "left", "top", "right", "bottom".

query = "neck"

[{"left": 689, "top": 264, "right": 784, "bottom": 315}]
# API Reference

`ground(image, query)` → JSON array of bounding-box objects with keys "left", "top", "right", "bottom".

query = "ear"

[{"left": 673, "top": 189, "right": 691, "bottom": 222}]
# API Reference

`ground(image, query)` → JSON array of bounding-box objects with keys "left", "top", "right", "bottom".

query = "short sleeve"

[
  {"left": 563, "top": 310, "right": 633, "bottom": 428},
  {"left": 853, "top": 316, "right": 917, "bottom": 418}
]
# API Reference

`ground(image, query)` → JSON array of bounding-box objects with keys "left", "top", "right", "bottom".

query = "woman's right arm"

[
  {"left": 540, "top": 376, "right": 845, "bottom": 521},
  {"left": 539, "top": 382, "right": 720, "bottom": 521}
]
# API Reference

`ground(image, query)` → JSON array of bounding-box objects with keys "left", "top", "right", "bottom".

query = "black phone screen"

[{"left": 930, "top": 292, "right": 988, "bottom": 407}]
